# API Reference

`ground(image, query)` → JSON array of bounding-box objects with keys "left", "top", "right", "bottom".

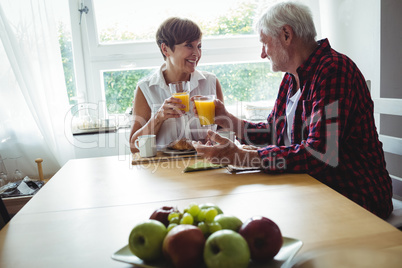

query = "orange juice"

[
  {"left": 173, "top": 92, "right": 189, "bottom": 112},
  {"left": 195, "top": 99, "right": 215, "bottom": 125}
]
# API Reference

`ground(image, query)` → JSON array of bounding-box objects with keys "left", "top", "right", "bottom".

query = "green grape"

[
  {"left": 197, "top": 221, "right": 209, "bottom": 235},
  {"left": 168, "top": 212, "right": 180, "bottom": 222},
  {"left": 167, "top": 223, "right": 178, "bottom": 232},
  {"left": 193, "top": 214, "right": 199, "bottom": 223},
  {"left": 204, "top": 208, "right": 218, "bottom": 222},
  {"left": 187, "top": 203, "right": 201, "bottom": 217},
  {"left": 199, "top": 203, "right": 224, "bottom": 214},
  {"left": 207, "top": 222, "right": 222, "bottom": 233},
  {"left": 180, "top": 212, "right": 194, "bottom": 225},
  {"left": 169, "top": 216, "right": 180, "bottom": 224},
  {"left": 197, "top": 209, "right": 207, "bottom": 222}
]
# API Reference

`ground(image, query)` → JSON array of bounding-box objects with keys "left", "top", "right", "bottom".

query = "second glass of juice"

[
  {"left": 194, "top": 95, "right": 216, "bottom": 126},
  {"left": 169, "top": 81, "right": 190, "bottom": 113}
]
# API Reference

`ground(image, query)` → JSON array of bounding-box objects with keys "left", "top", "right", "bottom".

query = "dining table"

[{"left": 0, "top": 153, "right": 401, "bottom": 267}]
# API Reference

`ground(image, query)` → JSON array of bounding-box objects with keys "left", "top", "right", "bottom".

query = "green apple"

[
  {"left": 214, "top": 214, "right": 243, "bottom": 232},
  {"left": 204, "top": 229, "right": 250, "bottom": 268},
  {"left": 128, "top": 219, "right": 167, "bottom": 262},
  {"left": 199, "top": 203, "right": 224, "bottom": 214}
]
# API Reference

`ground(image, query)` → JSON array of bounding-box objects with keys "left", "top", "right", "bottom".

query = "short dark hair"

[{"left": 156, "top": 17, "right": 202, "bottom": 60}]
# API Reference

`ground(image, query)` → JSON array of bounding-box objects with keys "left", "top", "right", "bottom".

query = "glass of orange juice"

[
  {"left": 194, "top": 95, "right": 216, "bottom": 126},
  {"left": 169, "top": 81, "right": 190, "bottom": 113}
]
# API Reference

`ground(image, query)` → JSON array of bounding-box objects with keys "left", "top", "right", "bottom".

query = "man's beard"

[{"left": 270, "top": 39, "right": 289, "bottom": 72}]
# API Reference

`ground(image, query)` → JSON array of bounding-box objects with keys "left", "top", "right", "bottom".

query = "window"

[
  {"left": 93, "top": 0, "right": 258, "bottom": 43},
  {"left": 63, "top": 0, "right": 319, "bottom": 125},
  {"left": 56, "top": 1, "right": 78, "bottom": 107}
]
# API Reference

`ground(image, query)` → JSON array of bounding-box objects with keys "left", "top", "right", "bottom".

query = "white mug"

[
  {"left": 135, "top": 135, "right": 157, "bottom": 157},
  {"left": 218, "top": 131, "right": 235, "bottom": 142}
]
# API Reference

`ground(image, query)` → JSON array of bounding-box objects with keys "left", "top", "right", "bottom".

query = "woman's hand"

[
  {"left": 156, "top": 96, "right": 186, "bottom": 121},
  {"left": 130, "top": 88, "right": 187, "bottom": 154}
]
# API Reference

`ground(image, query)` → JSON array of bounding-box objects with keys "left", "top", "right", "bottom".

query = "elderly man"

[{"left": 193, "top": 2, "right": 393, "bottom": 219}]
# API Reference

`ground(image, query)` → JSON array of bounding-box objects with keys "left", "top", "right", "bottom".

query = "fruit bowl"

[{"left": 111, "top": 236, "right": 302, "bottom": 268}]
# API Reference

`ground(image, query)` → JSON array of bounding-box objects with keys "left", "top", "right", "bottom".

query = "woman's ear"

[{"left": 161, "top": 43, "right": 170, "bottom": 57}]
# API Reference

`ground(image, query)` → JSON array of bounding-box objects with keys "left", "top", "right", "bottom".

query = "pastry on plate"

[{"left": 168, "top": 138, "right": 195, "bottom": 151}]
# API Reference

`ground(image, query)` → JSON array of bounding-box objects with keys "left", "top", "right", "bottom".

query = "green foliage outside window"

[
  {"left": 198, "top": 63, "right": 281, "bottom": 105},
  {"left": 58, "top": 23, "right": 77, "bottom": 106},
  {"left": 200, "top": 2, "right": 257, "bottom": 36},
  {"left": 103, "top": 63, "right": 282, "bottom": 114},
  {"left": 103, "top": 69, "right": 155, "bottom": 113}
]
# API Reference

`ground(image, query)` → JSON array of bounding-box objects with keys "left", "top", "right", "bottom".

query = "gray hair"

[{"left": 255, "top": 1, "right": 317, "bottom": 43}]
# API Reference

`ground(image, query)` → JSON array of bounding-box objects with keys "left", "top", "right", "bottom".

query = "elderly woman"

[{"left": 130, "top": 17, "right": 223, "bottom": 153}]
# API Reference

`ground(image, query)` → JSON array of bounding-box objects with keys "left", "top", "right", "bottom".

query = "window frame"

[{"left": 69, "top": 0, "right": 264, "bottom": 117}]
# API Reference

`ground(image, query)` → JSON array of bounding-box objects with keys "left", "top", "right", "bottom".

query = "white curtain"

[{"left": 0, "top": 0, "right": 74, "bottom": 180}]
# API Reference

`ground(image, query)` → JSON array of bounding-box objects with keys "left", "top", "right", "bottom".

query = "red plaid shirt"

[{"left": 242, "top": 39, "right": 393, "bottom": 219}]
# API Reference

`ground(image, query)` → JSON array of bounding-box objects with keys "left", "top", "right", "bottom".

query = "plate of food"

[
  {"left": 111, "top": 236, "right": 302, "bottom": 268},
  {"left": 162, "top": 148, "right": 196, "bottom": 155},
  {"left": 162, "top": 139, "right": 196, "bottom": 155}
]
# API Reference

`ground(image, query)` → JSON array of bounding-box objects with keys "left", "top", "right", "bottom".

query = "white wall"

[
  {"left": 318, "top": 0, "right": 380, "bottom": 95},
  {"left": 379, "top": 0, "right": 402, "bottom": 194}
]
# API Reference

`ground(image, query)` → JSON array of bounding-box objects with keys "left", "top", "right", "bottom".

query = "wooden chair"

[
  {"left": 386, "top": 177, "right": 402, "bottom": 230},
  {"left": 387, "top": 197, "right": 402, "bottom": 230},
  {"left": 0, "top": 197, "right": 11, "bottom": 230}
]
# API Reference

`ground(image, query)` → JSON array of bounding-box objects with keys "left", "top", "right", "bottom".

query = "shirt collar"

[
  {"left": 297, "top": 38, "right": 331, "bottom": 80},
  {"left": 189, "top": 68, "right": 206, "bottom": 91},
  {"left": 149, "top": 63, "right": 206, "bottom": 92},
  {"left": 149, "top": 63, "right": 169, "bottom": 91}
]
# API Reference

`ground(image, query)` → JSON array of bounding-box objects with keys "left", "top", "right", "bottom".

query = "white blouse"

[{"left": 138, "top": 63, "right": 217, "bottom": 149}]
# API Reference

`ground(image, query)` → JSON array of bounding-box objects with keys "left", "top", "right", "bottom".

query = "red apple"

[
  {"left": 162, "top": 224, "right": 206, "bottom": 268},
  {"left": 149, "top": 206, "right": 178, "bottom": 227},
  {"left": 238, "top": 216, "right": 282, "bottom": 262}
]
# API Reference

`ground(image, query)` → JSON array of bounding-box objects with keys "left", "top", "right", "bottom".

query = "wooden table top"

[{"left": 0, "top": 155, "right": 401, "bottom": 267}]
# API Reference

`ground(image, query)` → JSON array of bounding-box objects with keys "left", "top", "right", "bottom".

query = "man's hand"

[
  {"left": 192, "top": 130, "right": 262, "bottom": 168},
  {"left": 190, "top": 97, "right": 231, "bottom": 129},
  {"left": 213, "top": 99, "right": 231, "bottom": 128}
]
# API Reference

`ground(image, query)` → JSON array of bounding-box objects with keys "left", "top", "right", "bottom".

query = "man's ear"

[{"left": 282, "top": 25, "right": 293, "bottom": 44}]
